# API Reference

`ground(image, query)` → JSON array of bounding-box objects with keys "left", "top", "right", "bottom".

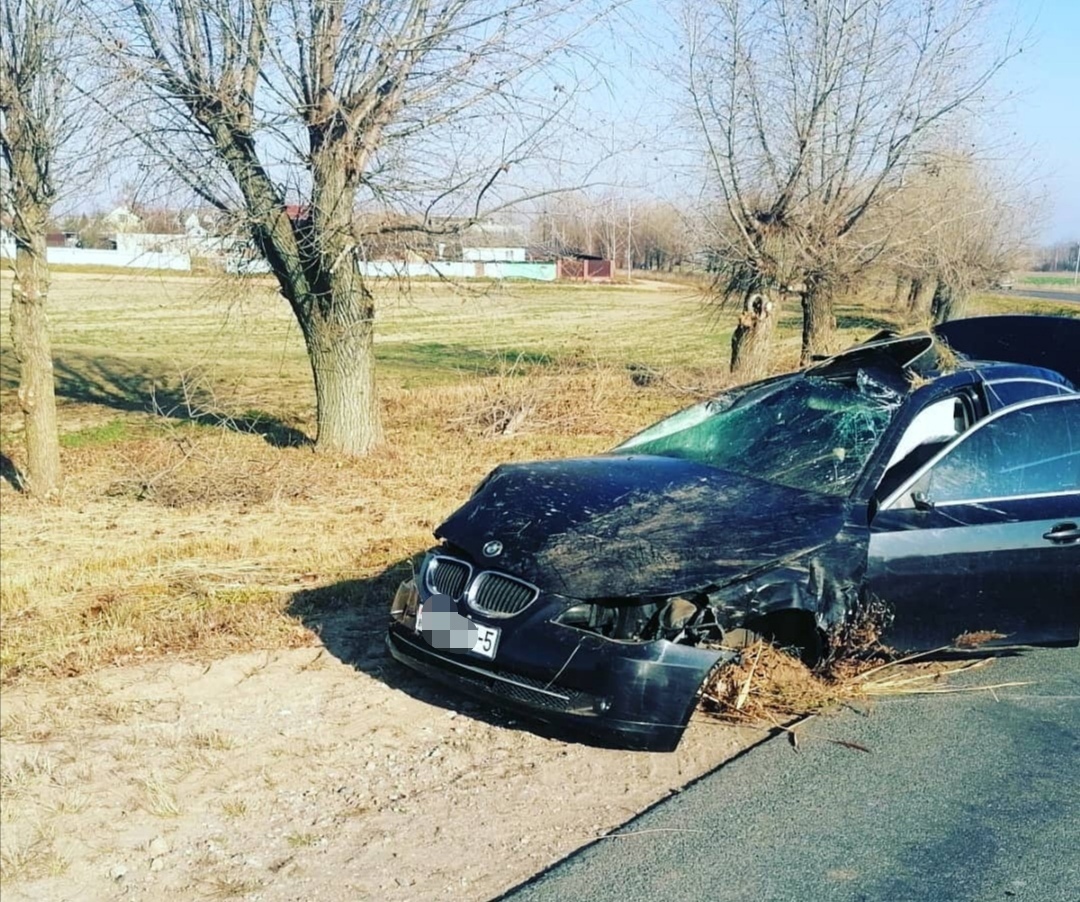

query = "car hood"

[
  {"left": 435, "top": 454, "right": 847, "bottom": 599},
  {"left": 934, "top": 315, "right": 1080, "bottom": 387}
]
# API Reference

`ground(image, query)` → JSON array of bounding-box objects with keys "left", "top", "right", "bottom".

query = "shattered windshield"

[{"left": 616, "top": 374, "right": 901, "bottom": 495}]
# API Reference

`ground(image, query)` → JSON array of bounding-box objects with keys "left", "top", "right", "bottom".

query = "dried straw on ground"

[{"left": 699, "top": 641, "right": 1031, "bottom": 728}]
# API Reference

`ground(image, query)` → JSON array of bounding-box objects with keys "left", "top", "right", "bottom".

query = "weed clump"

[{"left": 700, "top": 642, "right": 860, "bottom": 723}]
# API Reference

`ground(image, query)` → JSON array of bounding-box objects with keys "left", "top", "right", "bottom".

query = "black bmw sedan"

[{"left": 387, "top": 316, "right": 1080, "bottom": 750}]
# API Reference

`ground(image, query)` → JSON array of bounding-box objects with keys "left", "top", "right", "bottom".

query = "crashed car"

[{"left": 388, "top": 315, "right": 1080, "bottom": 751}]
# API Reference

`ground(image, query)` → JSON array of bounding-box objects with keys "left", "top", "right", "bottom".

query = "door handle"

[{"left": 1043, "top": 522, "right": 1080, "bottom": 544}]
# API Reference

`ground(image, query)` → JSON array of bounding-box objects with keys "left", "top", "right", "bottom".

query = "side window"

[
  {"left": 923, "top": 399, "right": 1079, "bottom": 503},
  {"left": 985, "top": 379, "right": 1069, "bottom": 410},
  {"left": 876, "top": 395, "right": 971, "bottom": 501}
]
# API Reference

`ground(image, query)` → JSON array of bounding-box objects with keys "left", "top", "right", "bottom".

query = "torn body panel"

[{"left": 935, "top": 315, "right": 1080, "bottom": 387}]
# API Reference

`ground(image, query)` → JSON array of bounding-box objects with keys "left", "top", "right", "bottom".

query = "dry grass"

[
  {"left": 0, "top": 824, "right": 68, "bottom": 884},
  {"left": 0, "top": 270, "right": 1072, "bottom": 686},
  {"left": 699, "top": 641, "right": 1031, "bottom": 730},
  {"left": 134, "top": 774, "right": 182, "bottom": 818},
  {"left": 701, "top": 642, "right": 857, "bottom": 723},
  {"left": 203, "top": 875, "right": 266, "bottom": 898},
  {"left": 221, "top": 798, "right": 249, "bottom": 819},
  {"left": 700, "top": 596, "right": 1025, "bottom": 725}
]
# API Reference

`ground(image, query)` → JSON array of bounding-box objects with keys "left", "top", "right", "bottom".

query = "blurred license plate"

[{"left": 414, "top": 608, "right": 500, "bottom": 660}]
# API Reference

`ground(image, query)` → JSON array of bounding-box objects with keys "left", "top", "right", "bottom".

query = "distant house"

[
  {"left": 461, "top": 222, "right": 528, "bottom": 262},
  {"left": 183, "top": 213, "right": 207, "bottom": 238},
  {"left": 102, "top": 206, "right": 143, "bottom": 233},
  {"left": 46, "top": 231, "right": 80, "bottom": 248}
]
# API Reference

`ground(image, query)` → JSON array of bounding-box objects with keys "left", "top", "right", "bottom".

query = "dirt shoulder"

[{"left": 1, "top": 643, "right": 757, "bottom": 901}]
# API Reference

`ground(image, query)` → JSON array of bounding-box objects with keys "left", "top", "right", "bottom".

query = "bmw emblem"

[{"left": 482, "top": 540, "right": 504, "bottom": 558}]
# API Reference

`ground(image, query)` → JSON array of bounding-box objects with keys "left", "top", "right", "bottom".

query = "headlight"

[{"left": 390, "top": 579, "right": 420, "bottom": 627}]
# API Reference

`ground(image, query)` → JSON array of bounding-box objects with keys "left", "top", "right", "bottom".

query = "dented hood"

[{"left": 435, "top": 455, "right": 847, "bottom": 599}]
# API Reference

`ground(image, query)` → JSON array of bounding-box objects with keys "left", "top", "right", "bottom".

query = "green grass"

[
  {"left": 1011, "top": 270, "right": 1080, "bottom": 292},
  {"left": 59, "top": 419, "right": 132, "bottom": 449},
  {"left": 1017, "top": 274, "right": 1077, "bottom": 287},
  {"left": 967, "top": 292, "right": 1079, "bottom": 319}
]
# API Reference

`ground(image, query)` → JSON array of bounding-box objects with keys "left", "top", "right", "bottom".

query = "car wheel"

[{"left": 739, "top": 611, "right": 823, "bottom": 665}]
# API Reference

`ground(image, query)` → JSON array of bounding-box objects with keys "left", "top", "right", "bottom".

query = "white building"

[{"left": 460, "top": 222, "right": 528, "bottom": 262}]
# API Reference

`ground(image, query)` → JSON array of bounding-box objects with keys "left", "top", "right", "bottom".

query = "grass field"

[
  {"left": 1, "top": 268, "right": 1076, "bottom": 684},
  {"left": 1013, "top": 270, "right": 1080, "bottom": 291}
]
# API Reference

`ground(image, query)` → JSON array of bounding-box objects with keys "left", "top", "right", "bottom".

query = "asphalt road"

[
  {"left": 995, "top": 288, "right": 1080, "bottom": 304},
  {"left": 499, "top": 646, "right": 1080, "bottom": 902}
]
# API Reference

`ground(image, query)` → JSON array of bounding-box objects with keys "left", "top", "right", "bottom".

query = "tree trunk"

[
  {"left": 291, "top": 170, "right": 383, "bottom": 454},
  {"left": 907, "top": 277, "right": 933, "bottom": 320},
  {"left": 221, "top": 141, "right": 385, "bottom": 456},
  {"left": 892, "top": 276, "right": 909, "bottom": 309},
  {"left": 730, "top": 292, "right": 776, "bottom": 378},
  {"left": 799, "top": 285, "right": 834, "bottom": 365},
  {"left": 301, "top": 298, "right": 383, "bottom": 455},
  {"left": 930, "top": 278, "right": 965, "bottom": 325},
  {"left": 9, "top": 229, "right": 62, "bottom": 497},
  {"left": 906, "top": 277, "right": 921, "bottom": 311}
]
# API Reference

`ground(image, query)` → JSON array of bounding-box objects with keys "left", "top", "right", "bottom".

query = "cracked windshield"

[{"left": 618, "top": 375, "right": 899, "bottom": 495}]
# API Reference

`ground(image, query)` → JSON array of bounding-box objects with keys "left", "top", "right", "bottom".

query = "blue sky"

[
  {"left": 597, "top": 0, "right": 1080, "bottom": 245},
  {"left": 1003, "top": 0, "right": 1080, "bottom": 242}
]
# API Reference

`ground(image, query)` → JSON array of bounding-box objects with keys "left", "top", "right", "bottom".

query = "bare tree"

[
  {"left": 106, "top": 0, "right": 607, "bottom": 455},
  {"left": 681, "top": 0, "right": 1022, "bottom": 368},
  {"left": 886, "top": 151, "right": 1035, "bottom": 324},
  {"left": 1, "top": 0, "right": 86, "bottom": 497}
]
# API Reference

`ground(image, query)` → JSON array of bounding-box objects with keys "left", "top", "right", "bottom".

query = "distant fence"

[
  {"left": 1, "top": 234, "right": 191, "bottom": 271},
  {"left": 2, "top": 232, "right": 574, "bottom": 281},
  {"left": 357, "top": 260, "right": 556, "bottom": 281}
]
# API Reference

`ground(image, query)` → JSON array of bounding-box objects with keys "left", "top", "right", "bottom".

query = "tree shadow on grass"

[
  {"left": 0, "top": 452, "right": 27, "bottom": 492},
  {"left": 835, "top": 312, "right": 898, "bottom": 333},
  {"left": 0, "top": 350, "right": 310, "bottom": 448},
  {"left": 288, "top": 558, "right": 598, "bottom": 743}
]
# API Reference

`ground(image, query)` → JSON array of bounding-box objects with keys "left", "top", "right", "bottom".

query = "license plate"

[{"left": 415, "top": 607, "right": 500, "bottom": 660}]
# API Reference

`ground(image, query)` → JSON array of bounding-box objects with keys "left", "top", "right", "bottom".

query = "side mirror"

[{"left": 911, "top": 491, "right": 934, "bottom": 512}]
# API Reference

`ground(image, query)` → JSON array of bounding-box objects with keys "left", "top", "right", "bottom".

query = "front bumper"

[{"left": 387, "top": 580, "right": 733, "bottom": 752}]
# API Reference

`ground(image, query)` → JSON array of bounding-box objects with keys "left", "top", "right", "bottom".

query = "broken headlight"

[
  {"left": 390, "top": 578, "right": 421, "bottom": 628},
  {"left": 554, "top": 594, "right": 724, "bottom": 645}
]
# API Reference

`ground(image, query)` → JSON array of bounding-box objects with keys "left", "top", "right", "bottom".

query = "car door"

[{"left": 867, "top": 395, "right": 1080, "bottom": 652}]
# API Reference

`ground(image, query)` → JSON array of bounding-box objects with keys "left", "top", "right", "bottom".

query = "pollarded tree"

[
  {"left": 885, "top": 152, "right": 1034, "bottom": 324},
  {"left": 108, "top": 0, "right": 606, "bottom": 455},
  {"left": 1, "top": 0, "right": 91, "bottom": 497},
  {"left": 682, "top": 0, "right": 1023, "bottom": 367}
]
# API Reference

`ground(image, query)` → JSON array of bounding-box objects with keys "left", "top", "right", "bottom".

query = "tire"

[{"left": 747, "top": 610, "right": 823, "bottom": 665}]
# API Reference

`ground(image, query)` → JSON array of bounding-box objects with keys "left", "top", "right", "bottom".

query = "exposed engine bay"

[{"left": 555, "top": 594, "right": 726, "bottom": 645}]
